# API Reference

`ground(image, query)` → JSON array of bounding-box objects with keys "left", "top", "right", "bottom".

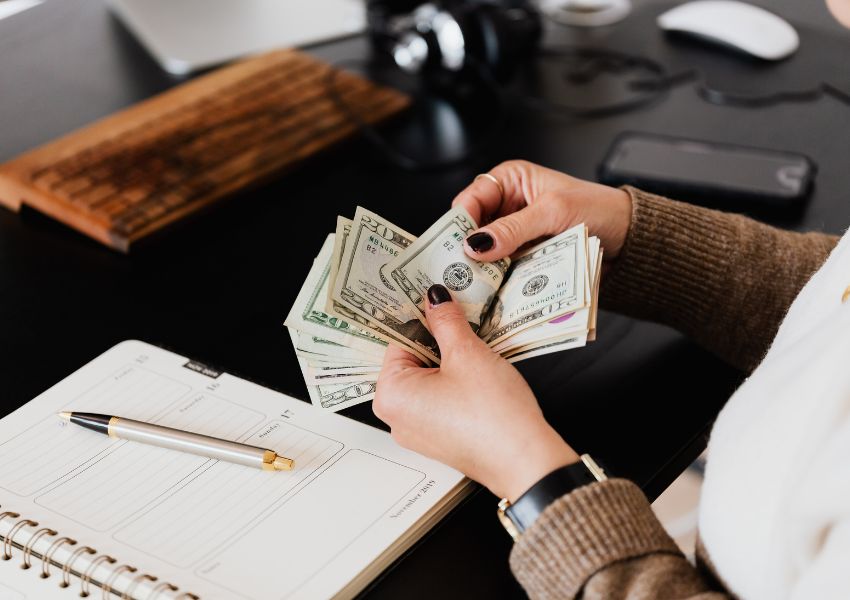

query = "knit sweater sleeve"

[
  {"left": 509, "top": 479, "right": 728, "bottom": 599},
  {"left": 601, "top": 187, "right": 838, "bottom": 372}
]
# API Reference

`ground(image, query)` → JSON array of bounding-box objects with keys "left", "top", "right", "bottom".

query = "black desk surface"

[{"left": 1, "top": 1, "right": 848, "bottom": 598}]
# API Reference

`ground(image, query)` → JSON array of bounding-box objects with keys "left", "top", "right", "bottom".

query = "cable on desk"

[
  {"left": 697, "top": 81, "right": 850, "bottom": 108},
  {"left": 497, "top": 45, "right": 850, "bottom": 115},
  {"left": 325, "top": 47, "right": 850, "bottom": 171},
  {"left": 515, "top": 46, "right": 698, "bottom": 119}
]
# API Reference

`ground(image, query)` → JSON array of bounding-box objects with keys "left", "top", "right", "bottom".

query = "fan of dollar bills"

[{"left": 285, "top": 206, "right": 602, "bottom": 412}]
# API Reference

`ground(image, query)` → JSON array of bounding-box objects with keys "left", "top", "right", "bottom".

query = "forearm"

[
  {"left": 601, "top": 187, "right": 838, "bottom": 372},
  {"left": 509, "top": 479, "right": 728, "bottom": 600}
]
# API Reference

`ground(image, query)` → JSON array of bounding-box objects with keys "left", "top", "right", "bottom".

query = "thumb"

[
  {"left": 464, "top": 196, "right": 568, "bottom": 262},
  {"left": 424, "top": 284, "right": 483, "bottom": 360}
]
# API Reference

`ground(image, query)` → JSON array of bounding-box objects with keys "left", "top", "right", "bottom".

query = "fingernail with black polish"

[
  {"left": 427, "top": 284, "right": 452, "bottom": 306},
  {"left": 466, "top": 231, "right": 494, "bottom": 253}
]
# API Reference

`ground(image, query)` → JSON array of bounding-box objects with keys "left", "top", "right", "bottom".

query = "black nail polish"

[
  {"left": 427, "top": 284, "right": 452, "bottom": 306},
  {"left": 467, "top": 232, "right": 494, "bottom": 253}
]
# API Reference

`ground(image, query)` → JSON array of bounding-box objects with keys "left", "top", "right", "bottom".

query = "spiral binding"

[{"left": 0, "top": 504, "right": 198, "bottom": 599}]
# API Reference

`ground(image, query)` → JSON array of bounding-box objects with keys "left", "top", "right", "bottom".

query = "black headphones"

[{"left": 366, "top": 0, "right": 542, "bottom": 81}]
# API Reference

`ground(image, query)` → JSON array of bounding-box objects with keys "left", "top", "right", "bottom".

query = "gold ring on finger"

[{"left": 475, "top": 173, "right": 504, "bottom": 201}]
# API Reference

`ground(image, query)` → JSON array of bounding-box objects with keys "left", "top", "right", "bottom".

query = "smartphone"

[{"left": 598, "top": 132, "right": 816, "bottom": 207}]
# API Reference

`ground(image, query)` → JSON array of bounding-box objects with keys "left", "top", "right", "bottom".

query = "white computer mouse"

[{"left": 657, "top": 0, "right": 799, "bottom": 60}]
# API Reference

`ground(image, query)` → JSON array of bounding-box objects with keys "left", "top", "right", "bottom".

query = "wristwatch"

[{"left": 497, "top": 454, "right": 607, "bottom": 541}]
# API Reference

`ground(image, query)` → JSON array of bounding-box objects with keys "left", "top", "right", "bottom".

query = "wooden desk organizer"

[{"left": 0, "top": 49, "right": 409, "bottom": 252}]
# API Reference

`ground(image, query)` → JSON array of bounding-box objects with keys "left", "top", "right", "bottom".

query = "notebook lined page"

[
  {"left": 0, "top": 341, "right": 468, "bottom": 600},
  {"left": 198, "top": 449, "right": 425, "bottom": 598},
  {"left": 114, "top": 420, "right": 343, "bottom": 567},
  {"left": 0, "top": 365, "right": 189, "bottom": 497},
  {"left": 34, "top": 390, "right": 266, "bottom": 532}
]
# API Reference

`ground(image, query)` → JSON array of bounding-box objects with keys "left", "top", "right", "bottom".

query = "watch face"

[
  {"left": 497, "top": 500, "right": 521, "bottom": 541},
  {"left": 581, "top": 454, "right": 608, "bottom": 482}
]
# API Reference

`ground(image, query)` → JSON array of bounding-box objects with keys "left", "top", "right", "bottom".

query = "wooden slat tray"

[{"left": 0, "top": 49, "right": 409, "bottom": 252}]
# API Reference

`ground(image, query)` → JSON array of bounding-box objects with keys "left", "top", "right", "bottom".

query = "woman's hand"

[
  {"left": 375, "top": 163, "right": 620, "bottom": 498},
  {"left": 453, "top": 160, "right": 632, "bottom": 262},
  {"left": 374, "top": 285, "right": 579, "bottom": 501}
]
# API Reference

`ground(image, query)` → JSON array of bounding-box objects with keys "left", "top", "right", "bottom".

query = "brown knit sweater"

[{"left": 508, "top": 187, "right": 838, "bottom": 599}]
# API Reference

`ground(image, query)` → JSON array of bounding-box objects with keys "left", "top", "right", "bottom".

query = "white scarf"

[{"left": 699, "top": 228, "right": 850, "bottom": 599}]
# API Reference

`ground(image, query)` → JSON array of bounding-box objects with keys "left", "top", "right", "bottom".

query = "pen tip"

[
  {"left": 57, "top": 411, "right": 72, "bottom": 421},
  {"left": 273, "top": 456, "right": 294, "bottom": 471}
]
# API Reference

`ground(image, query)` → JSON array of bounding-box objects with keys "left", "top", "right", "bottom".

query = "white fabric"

[{"left": 699, "top": 229, "right": 850, "bottom": 599}]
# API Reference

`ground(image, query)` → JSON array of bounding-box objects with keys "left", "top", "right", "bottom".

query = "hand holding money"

[
  {"left": 374, "top": 293, "right": 581, "bottom": 502},
  {"left": 284, "top": 200, "right": 603, "bottom": 411},
  {"left": 452, "top": 160, "right": 631, "bottom": 263}
]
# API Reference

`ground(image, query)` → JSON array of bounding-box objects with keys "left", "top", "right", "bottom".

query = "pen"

[{"left": 58, "top": 411, "right": 294, "bottom": 471}]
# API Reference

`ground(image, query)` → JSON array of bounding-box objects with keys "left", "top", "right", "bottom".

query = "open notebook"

[{"left": 0, "top": 341, "right": 471, "bottom": 599}]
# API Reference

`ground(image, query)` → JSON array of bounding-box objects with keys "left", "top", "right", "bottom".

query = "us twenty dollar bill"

[
  {"left": 331, "top": 206, "right": 441, "bottom": 364},
  {"left": 323, "top": 218, "right": 413, "bottom": 356},
  {"left": 287, "top": 330, "right": 377, "bottom": 411},
  {"left": 325, "top": 216, "right": 352, "bottom": 315},
  {"left": 387, "top": 206, "right": 510, "bottom": 334},
  {"left": 284, "top": 234, "right": 388, "bottom": 360},
  {"left": 480, "top": 223, "right": 588, "bottom": 347}
]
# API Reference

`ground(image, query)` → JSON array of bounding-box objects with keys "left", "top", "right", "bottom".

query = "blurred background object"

[
  {"left": 106, "top": 0, "right": 367, "bottom": 75},
  {"left": 540, "top": 0, "right": 632, "bottom": 27},
  {"left": 0, "top": 0, "right": 42, "bottom": 21}
]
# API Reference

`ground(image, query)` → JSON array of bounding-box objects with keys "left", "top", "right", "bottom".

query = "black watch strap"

[{"left": 500, "top": 455, "right": 607, "bottom": 538}]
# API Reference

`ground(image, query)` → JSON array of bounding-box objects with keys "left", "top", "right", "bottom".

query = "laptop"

[{"left": 107, "top": 0, "right": 366, "bottom": 75}]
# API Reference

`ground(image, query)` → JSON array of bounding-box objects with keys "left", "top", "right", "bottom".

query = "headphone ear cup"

[
  {"left": 461, "top": 3, "right": 541, "bottom": 80},
  {"left": 463, "top": 4, "right": 507, "bottom": 75}
]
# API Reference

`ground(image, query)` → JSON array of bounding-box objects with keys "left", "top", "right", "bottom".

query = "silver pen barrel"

[{"left": 108, "top": 417, "right": 291, "bottom": 470}]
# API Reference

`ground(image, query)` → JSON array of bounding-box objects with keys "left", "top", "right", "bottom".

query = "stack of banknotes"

[{"left": 285, "top": 206, "right": 602, "bottom": 412}]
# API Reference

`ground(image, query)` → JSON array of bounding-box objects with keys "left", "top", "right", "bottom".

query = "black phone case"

[{"left": 597, "top": 131, "right": 817, "bottom": 208}]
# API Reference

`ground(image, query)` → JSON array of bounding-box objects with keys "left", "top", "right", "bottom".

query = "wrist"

[
  {"left": 601, "top": 186, "right": 632, "bottom": 260},
  {"left": 497, "top": 454, "right": 609, "bottom": 541},
  {"left": 495, "top": 429, "right": 580, "bottom": 502},
  {"left": 572, "top": 181, "right": 632, "bottom": 261}
]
